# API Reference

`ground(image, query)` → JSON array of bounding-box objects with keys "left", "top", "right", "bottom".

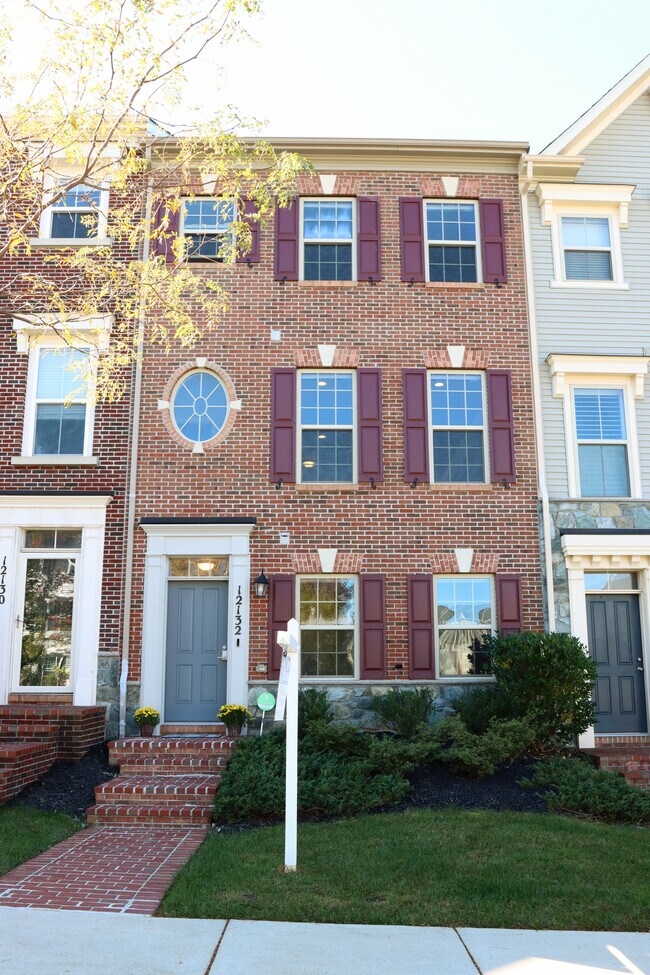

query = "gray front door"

[
  {"left": 587, "top": 593, "right": 648, "bottom": 734},
  {"left": 165, "top": 581, "right": 228, "bottom": 722}
]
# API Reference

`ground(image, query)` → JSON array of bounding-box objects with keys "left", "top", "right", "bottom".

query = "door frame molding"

[
  {"left": 561, "top": 532, "right": 650, "bottom": 746},
  {"left": 0, "top": 495, "right": 110, "bottom": 706},
  {"left": 140, "top": 522, "right": 254, "bottom": 721}
]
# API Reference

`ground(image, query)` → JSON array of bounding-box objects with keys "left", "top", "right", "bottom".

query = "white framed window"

[
  {"left": 547, "top": 354, "right": 648, "bottom": 499},
  {"left": 38, "top": 178, "right": 110, "bottom": 244},
  {"left": 298, "top": 575, "right": 357, "bottom": 678},
  {"left": 170, "top": 369, "right": 230, "bottom": 444},
  {"left": 429, "top": 371, "right": 488, "bottom": 483},
  {"left": 435, "top": 575, "right": 495, "bottom": 678},
  {"left": 574, "top": 387, "right": 630, "bottom": 497},
  {"left": 300, "top": 198, "right": 356, "bottom": 281},
  {"left": 535, "top": 183, "right": 633, "bottom": 289},
  {"left": 181, "top": 198, "right": 236, "bottom": 262},
  {"left": 298, "top": 370, "right": 356, "bottom": 483},
  {"left": 16, "top": 528, "right": 82, "bottom": 689},
  {"left": 424, "top": 200, "right": 481, "bottom": 283},
  {"left": 560, "top": 216, "right": 613, "bottom": 282},
  {"left": 23, "top": 344, "right": 96, "bottom": 458}
]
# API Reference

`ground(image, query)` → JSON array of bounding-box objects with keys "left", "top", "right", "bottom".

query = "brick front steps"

[
  {"left": 0, "top": 703, "right": 106, "bottom": 805},
  {"left": 87, "top": 734, "right": 238, "bottom": 827},
  {"left": 588, "top": 738, "right": 650, "bottom": 790}
]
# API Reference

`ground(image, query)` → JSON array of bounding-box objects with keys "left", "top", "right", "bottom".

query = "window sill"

[
  {"left": 295, "top": 482, "right": 360, "bottom": 492},
  {"left": 11, "top": 455, "right": 99, "bottom": 467},
  {"left": 428, "top": 482, "right": 493, "bottom": 491},
  {"left": 425, "top": 282, "right": 486, "bottom": 290},
  {"left": 296, "top": 281, "right": 359, "bottom": 289},
  {"left": 29, "top": 237, "right": 112, "bottom": 249},
  {"left": 549, "top": 280, "right": 629, "bottom": 290}
]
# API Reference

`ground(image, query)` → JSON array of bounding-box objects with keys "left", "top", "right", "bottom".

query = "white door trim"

[
  {"left": 139, "top": 523, "right": 254, "bottom": 720},
  {"left": 0, "top": 495, "right": 110, "bottom": 705},
  {"left": 561, "top": 532, "right": 650, "bottom": 746}
]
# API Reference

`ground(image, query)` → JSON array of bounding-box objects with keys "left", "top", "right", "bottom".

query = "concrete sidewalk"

[{"left": 0, "top": 907, "right": 648, "bottom": 974}]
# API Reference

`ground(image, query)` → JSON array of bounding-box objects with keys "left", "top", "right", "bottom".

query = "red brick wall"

[{"left": 130, "top": 167, "right": 543, "bottom": 685}]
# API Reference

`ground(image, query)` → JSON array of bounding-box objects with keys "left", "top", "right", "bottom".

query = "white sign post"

[{"left": 274, "top": 617, "right": 300, "bottom": 872}]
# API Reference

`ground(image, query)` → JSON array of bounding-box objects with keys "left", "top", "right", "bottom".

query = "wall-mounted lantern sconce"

[{"left": 253, "top": 571, "right": 270, "bottom": 598}]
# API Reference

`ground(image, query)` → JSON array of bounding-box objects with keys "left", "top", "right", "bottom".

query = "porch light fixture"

[
  {"left": 197, "top": 560, "right": 215, "bottom": 573},
  {"left": 253, "top": 571, "right": 269, "bottom": 598}
]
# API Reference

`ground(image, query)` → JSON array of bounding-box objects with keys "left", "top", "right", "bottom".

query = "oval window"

[{"left": 171, "top": 370, "right": 229, "bottom": 443}]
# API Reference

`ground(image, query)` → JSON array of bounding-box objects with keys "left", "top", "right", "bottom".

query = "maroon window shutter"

[
  {"left": 408, "top": 575, "right": 435, "bottom": 679},
  {"left": 274, "top": 199, "right": 299, "bottom": 281},
  {"left": 399, "top": 198, "right": 425, "bottom": 282},
  {"left": 357, "top": 196, "right": 381, "bottom": 281},
  {"left": 402, "top": 368, "right": 429, "bottom": 483},
  {"left": 496, "top": 575, "right": 523, "bottom": 634},
  {"left": 360, "top": 574, "right": 387, "bottom": 679},
  {"left": 236, "top": 198, "right": 261, "bottom": 264},
  {"left": 357, "top": 368, "right": 383, "bottom": 482},
  {"left": 486, "top": 369, "right": 516, "bottom": 483},
  {"left": 151, "top": 198, "right": 180, "bottom": 263},
  {"left": 479, "top": 199, "right": 507, "bottom": 284},
  {"left": 268, "top": 575, "right": 295, "bottom": 678},
  {"left": 270, "top": 368, "right": 296, "bottom": 483}
]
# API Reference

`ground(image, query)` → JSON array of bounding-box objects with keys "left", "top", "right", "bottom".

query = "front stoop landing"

[
  {"left": 587, "top": 737, "right": 650, "bottom": 790},
  {"left": 87, "top": 734, "right": 238, "bottom": 827}
]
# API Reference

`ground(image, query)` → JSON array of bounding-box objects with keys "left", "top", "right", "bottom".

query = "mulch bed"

[
  {"left": 6, "top": 742, "right": 547, "bottom": 827},
  {"left": 393, "top": 758, "right": 547, "bottom": 814},
  {"left": 7, "top": 743, "right": 118, "bottom": 819}
]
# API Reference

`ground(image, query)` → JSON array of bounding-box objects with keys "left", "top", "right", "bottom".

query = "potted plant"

[
  {"left": 134, "top": 706, "right": 161, "bottom": 737},
  {"left": 217, "top": 704, "right": 252, "bottom": 736}
]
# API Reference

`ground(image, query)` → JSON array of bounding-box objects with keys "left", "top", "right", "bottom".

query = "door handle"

[
  {"left": 638, "top": 666, "right": 644, "bottom": 672},
  {"left": 221, "top": 645, "right": 228, "bottom": 661}
]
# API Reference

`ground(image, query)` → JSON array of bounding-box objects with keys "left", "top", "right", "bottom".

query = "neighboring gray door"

[
  {"left": 165, "top": 581, "right": 228, "bottom": 722},
  {"left": 587, "top": 593, "right": 648, "bottom": 734}
]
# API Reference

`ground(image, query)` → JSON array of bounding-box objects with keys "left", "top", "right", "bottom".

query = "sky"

[
  {"left": 189, "top": 0, "right": 650, "bottom": 152},
  {"left": 7, "top": 0, "right": 650, "bottom": 153}
]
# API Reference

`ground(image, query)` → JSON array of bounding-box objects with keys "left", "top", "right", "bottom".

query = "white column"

[
  {"left": 567, "top": 565, "right": 595, "bottom": 749},
  {"left": 72, "top": 524, "right": 105, "bottom": 706},
  {"left": 140, "top": 554, "right": 168, "bottom": 715},
  {"left": 0, "top": 528, "right": 18, "bottom": 704}
]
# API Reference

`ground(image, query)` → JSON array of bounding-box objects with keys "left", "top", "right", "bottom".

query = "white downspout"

[
  {"left": 520, "top": 160, "right": 556, "bottom": 629},
  {"left": 118, "top": 139, "right": 154, "bottom": 737}
]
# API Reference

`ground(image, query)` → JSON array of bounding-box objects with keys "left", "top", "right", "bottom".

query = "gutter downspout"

[
  {"left": 520, "top": 159, "right": 556, "bottom": 630},
  {"left": 119, "top": 139, "right": 153, "bottom": 737}
]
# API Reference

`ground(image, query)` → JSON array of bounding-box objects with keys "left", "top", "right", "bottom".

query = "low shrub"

[
  {"left": 436, "top": 715, "right": 537, "bottom": 779},
  {"left": 481, "top": 631, "right": 597, "bottom": 745},
  {"left": 451, "top": 684, "right": 514, "bottom": 734},
  {"left": 371, "top": 687, "right": 434, "bottom": 738},
  {"left": 298, "top": 688, "right": 332, "bottom": 736},
  {"left": 526, "top": 757, "right": 650, "bottom": 825},
  {"left": 213, "top": 724, "right": 411, "bottom": 822}
]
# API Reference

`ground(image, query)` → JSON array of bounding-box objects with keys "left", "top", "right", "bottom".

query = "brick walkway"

[{"left": 0, "top": 826, "right": 206, "bottom": 914}]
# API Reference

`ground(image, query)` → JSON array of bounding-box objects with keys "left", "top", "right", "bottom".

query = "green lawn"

[
  {"left": 0, "top": 807, "right": 83, "bottom": 876},
  {"left": 159, "top": 809, "right": 650, "bottom": 931}
]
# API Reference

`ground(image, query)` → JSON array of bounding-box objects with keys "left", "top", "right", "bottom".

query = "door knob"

[
  {"left": 221, "top": 645, "right": 227, "bottom": 661},
  {"left": 638, "top": 666, "right": 644, "bottom": 672}
]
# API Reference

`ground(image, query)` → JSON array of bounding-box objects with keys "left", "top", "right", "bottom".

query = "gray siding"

[{"left": 531, "top": 93, "right": 650, "bottom": 498}]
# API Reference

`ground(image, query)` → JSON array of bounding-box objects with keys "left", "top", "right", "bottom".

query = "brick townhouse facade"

[
  {"left": 128, "top": 138, "right": 545, "bottom": 731},
  {"left": 0, "top": 179, "right": 134, "bottom": 739}
]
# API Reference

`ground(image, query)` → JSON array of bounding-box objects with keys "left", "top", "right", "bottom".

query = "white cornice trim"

[
  {"left": 141, "top": 523, "right": 255, "bottom": 538},
  {"left": 562, "top": 534, "right": 650, "bottom": 562},
  {"left": 0, "top": 495, "right": 112, "bottom": 510},
  {"left": 547, "top": 353, "right": 650, "bottom": 399},
  {"left": 12, "top": 314, "right": 114, "bottom": 354},
  {"left": 536, "top": 183, "right": 635, "bottom": 227}
]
